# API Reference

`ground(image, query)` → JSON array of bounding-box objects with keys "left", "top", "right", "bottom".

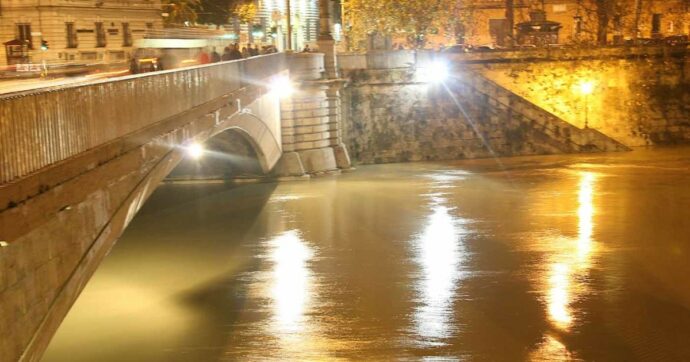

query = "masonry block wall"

[
  {"left": 340, "top": 68, "right": 626, "bottom": 165},
  {"left": 473, "top": 55, "right": 690, "bottom": 147}
]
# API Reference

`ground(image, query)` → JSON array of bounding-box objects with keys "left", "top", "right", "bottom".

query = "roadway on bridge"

[{"left": 0, "top": 69, "right": 129, "bottom": 95}]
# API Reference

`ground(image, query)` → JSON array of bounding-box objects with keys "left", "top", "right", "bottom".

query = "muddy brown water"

[{"left": 44, "top": 146, "right": 690, "bottom": 361}]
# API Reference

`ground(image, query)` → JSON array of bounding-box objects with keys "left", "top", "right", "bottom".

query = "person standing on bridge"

[
  {"left": 229, "top": 44, "right": 243, "bottom": 60},
  {"left": 198, "top": 48, "right": 210, "bottom": 64},
  {"left": 210, "top": 47, "right": 221, "bottom": 63},
  {"left": 221, "top": 47, "right": 232, "bottom": 61}
]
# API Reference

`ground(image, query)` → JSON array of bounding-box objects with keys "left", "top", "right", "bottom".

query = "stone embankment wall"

[
  {"left": 473, "top": 54, "right": 690, "bottom": 147},
  {"left": 341, "top": 68, "right": 627, "bottom": 164}
]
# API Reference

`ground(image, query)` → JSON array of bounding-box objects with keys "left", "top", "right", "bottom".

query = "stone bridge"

[
  {"left": 2, "top": 47, "right": 670, "bottom": 361},
  {"left": 0, "top": 52, "right": 351, "bottom": 361}
]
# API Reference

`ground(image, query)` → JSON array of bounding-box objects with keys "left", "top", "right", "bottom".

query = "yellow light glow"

[
  {"left": 577, "top": 172, "right": 595, "bottom": 259},
  {"left": 414, "top": 204, "right": 462, "bottom": 340},
  {"left": 186, "top": 143, "right": 204, "bottom": 160},
  {"left": 418, "top": 60, "right": 450, "bottom": 84},
  {"left": 269, "top": 230, "right": 313, "bottom": 333},
  {"left": 578, "top": 80, "right": 595, "bottom": 95},
  {"left": 548, "top": 263, "right": 572, "bottom": 328},
  {"left": 270, "top": 76, "right": 294, "bottom": 98},
  {"left": 529, "top": 334, "right": 573, "bottom": 361},
  {"left": 412, "top": 172, "right": 465, "bottom": 342},
  {"left": 544, "top": 171, "right": 597, "bottom": 331}
]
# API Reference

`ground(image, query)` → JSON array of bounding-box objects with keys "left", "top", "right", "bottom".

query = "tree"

[
  {"left": 595, "top": 0, "right": 612, "bottom": 45},
  {"left": 574, "top": 0, "right": 630, "bottom": 45},
  {"left": 197, "top": 0, "right": 254, "bottom": 27},
  {"left": 633, "top": 0, "right": 643, "bottom": 40},
  {"left": 343, "top": 0, "right": 455, "bottom": 49},
  {"left": 162, "top": 0, "right": 201, "bottom": 26},
  {"left": 505, "top": 0, "right": 515, "bottom": 47},
  {"left": 234, "top": 2, "right": 257, "bottom": 24},
  {"left": 198, "top": 0, "right": 231, "bottom": 26}
]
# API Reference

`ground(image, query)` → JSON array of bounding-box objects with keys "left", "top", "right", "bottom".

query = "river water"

[{"left": 44, "top": 147, "right": 690, "bottom": 361}]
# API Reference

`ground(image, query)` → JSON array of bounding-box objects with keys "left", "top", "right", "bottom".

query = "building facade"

[
  {"left": 459, "top": 0, "right": 690, "bottom": 46},
  {"left": 0, "top": 0, "right": 163, "bottom": 67}
]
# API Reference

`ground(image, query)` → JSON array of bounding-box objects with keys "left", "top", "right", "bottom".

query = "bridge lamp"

[
  {"left": 419, "top": 60, "right": 450, "bottom": 84},
  {"left": 271, "top": 76, "right": 294, "bottom": 98},
  {"left": 186, "top": 142, "right": 204, "bottom": 160},
  {"left": 576, "top": 80, "right": 596, "bottom": 129},
  {"left": 578, "top": 80, "right": 595, "bottom": 95}
]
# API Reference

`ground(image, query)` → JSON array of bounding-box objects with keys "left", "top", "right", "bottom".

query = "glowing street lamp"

[
  {"left": 186, "top": 142, "right": 204, "bottom": 160},
  {"left": 270, "top": 76, "right": 294, "bottom": 98},
  {"left": 419, "top": 60, "right": 450, "bottom": 84},
  {"left": 577, "top": 80, "right": 595, "bottom": 128}
]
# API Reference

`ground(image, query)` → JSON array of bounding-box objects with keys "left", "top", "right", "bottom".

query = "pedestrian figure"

[
  {"left": 210, "top": 47, "right": 221, "bottom": 63},
  {"left": 230, "top": 44, "right": 243, "bottom": 60},
  {"left": 250, "top": 44, "right": 259, "bottom": 57},
  {"left": 129, "top": 55, "right": 139, "bottom": 74},
  {"left": 198, "top": 48, "right": 210, "bottom": 64},
  {"left": 221, "top": 47, "right": 232, "bottom": 61}
]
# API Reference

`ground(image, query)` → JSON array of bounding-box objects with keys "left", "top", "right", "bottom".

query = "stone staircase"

[{"left": 457, "top": 69, "right": 631, "bottom": 154}]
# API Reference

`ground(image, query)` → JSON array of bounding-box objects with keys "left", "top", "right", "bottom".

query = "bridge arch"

[{"left": 0, "top": 62, "right": 285, "bottom": 361}]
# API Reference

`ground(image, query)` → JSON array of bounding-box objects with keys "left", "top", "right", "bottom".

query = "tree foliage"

[
  {"left": 197, "top": 0, "right": 255, "bottom": 27},
  {"left": 162, "top": 0, "right": 201, "bottom": 25},
  {"left": 343, "top": 0, "right": 457, "bottom": 49},
  {"left": 234, "top": 2, "right": 258, "bottom": 24}
]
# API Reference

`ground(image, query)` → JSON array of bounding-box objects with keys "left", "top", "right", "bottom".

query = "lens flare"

[
  {"left": 186, "top": 143, "right": 204, "bottom": 160},
  {"left": 419, "top": 60, "right": 450, "bottom": 84},
  {"left": 271, "top": 76, "right": 294, "bottom": 98}
]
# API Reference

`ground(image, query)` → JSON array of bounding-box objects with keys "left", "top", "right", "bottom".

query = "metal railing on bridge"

[{"left": 0, "top": 53, "right": 286, "bottom": 184}]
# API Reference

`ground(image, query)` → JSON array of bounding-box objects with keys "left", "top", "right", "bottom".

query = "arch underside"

[{"left": 4, "top": 91, "right": 282, "bottom": 361}]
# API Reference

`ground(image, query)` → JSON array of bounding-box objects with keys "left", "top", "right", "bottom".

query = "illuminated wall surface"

[{"left": 475, "top": 57, "right": 690, "bottom": 146}]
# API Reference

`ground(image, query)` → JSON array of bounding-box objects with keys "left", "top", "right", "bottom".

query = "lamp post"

[
  {"left": 578, "top": 80, "right": 595, "bottom": 129},
  {"left": 286, "top": 0, "right": 292, "bottom": 51}
]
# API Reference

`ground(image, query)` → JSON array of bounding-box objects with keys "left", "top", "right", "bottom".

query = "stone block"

[
  {"left": 298, "top": 147, "right": 338, "bottom": 174},
  {"left": 272, "top": 152, "right": 306, "bottom": 177},
  {"left": 333, "top": 143, "right": 353, "bottom": 169}
]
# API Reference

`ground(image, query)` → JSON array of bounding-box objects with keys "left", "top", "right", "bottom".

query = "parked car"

[{"left": 664, "top": 35, "right": 689, "bottom": 46}]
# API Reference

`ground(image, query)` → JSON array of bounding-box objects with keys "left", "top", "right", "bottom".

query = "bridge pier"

[{"left": 274, "top": 53, "right": 352, "bottom": 177}]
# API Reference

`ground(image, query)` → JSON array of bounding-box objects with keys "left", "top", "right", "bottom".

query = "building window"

[
  {"left": 17, "top": 23, "right": 33, "bottom": 49},
  {"left": 122, "top": 22, "right": 132, "bottom": 46},
  {"left": 66, "top": 22, "right": 78, "bottom": 48},
  {"left": 574, "top": 16, "right": 583, "bottom": 35},
  {"left": 652, "top": 14, "right": 662, "bottom": 35},
  {"left": 489, "top": 19, "right": 507, "bottom": 46},
  {"left": 553, "top": 4, "right": 567, "bottom": 13},
  {"left": 95, "top": 22, "right": 106, "bottom": 47}
]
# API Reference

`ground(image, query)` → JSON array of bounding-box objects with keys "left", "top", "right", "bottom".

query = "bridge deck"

[{"left": 0, "top": 53, "right": 286, "bottom": 186}]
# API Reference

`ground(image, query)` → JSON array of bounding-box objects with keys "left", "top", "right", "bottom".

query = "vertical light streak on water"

[
  {"left": 534, "top": 171, "right": 598, "bottom": 360},
  {"left": 577, "top": 172, "right": 595, "bottom": 260},
  {"left": 547, "top": 171, "right": 597, "bottom": 331},
  {"left": 413, "top": 173, "right": 466, "bottom": 344},
  {"left": 267, "top": 230, "right": 314, "bottom": 337}
]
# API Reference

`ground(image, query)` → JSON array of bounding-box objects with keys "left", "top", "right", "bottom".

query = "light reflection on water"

[
  {"left": 43, "top": 148, "right": 690, "bottom": 361},
  {"left": 268, "top": 230, "right": 313, "bottom": 334},
  {"left": 413, "top": 173, "right": 467, "bottom": 344},
  {"left": 533, "top": 171, "right": 598, "bottom": 360},
  {"left": 546, "top": 171, "right": 597, "bottom": 331}
]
